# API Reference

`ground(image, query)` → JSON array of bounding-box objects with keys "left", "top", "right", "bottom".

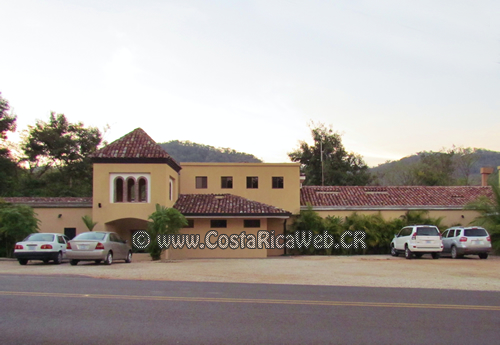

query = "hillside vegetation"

[
  {"left": 371, "top": 149, "right": 500, "bottom": 186},
  {"left": 159, "top": 140, "right": 262, "bottom": 163}
]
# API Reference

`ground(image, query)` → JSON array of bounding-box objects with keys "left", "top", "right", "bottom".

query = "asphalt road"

[{"left": 0, "top": 274, "right": 499, "bottom": 344}]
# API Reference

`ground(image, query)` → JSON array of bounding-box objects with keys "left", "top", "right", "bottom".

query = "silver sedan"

[{"left": 67, "top": 232, "right": 132, "bottom": 265}]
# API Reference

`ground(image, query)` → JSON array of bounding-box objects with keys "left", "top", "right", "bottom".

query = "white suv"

[{"left": 390, "top": 225, "right": 443, "bottom": 259}]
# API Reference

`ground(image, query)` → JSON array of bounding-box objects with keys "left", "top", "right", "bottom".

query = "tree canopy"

[
  {"left": 0, "top": 202, "right": 40, "bottom": 257},
  {"left": 288, "top": 124, "right": 371, "bottom": 186},
  {"left": 17, "top": 112, "right": 103, "bottom": 196},
  {"left": 0, "top": 92, "right": 17, "bottom": 144}
]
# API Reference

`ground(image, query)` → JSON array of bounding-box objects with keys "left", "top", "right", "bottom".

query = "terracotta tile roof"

[
  {"left": 91, "top": 128, "right": 181, "bottom": 172},
  {"left": 174, "top": 194, "right": 292, "bottom": 216},
  {"left": 2, "top": 197, "right": 92, "bottom": 208},
  {"left": 300, "top": 186, "right": 494, "bottom": 209}
]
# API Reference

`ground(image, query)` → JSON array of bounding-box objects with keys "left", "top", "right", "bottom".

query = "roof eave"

[{"left": 91, "top": 157, "right": 182, "bottom": 172}]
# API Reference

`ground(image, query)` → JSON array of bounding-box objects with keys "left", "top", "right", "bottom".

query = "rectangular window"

[
  {"left": 244, "top": 219, "right": 260, "bottom": 228},
  {"left": 246, "top": 176, "right": 258, "bottom": 189},
  {"left": 196, "top": 176, "right": 207, "bottom": 189},
  {"left": 272, "top": 176, "right": 284, "bottom": 189},
  {"left": 210, "top": 220, "right": 227, "bottom": 228},
  {"left": 184, "top": 219, "right": 194, "bottom": 228},
  {"left": 221, "top": 176, "right": 233, "bottom": 189}
]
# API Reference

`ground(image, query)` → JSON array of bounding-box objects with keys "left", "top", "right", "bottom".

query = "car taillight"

[
  {"left": 95, "top": 242, "right": 105, "bottom": 250},
  {"left": 15, "top": 244, "right": 23, "bottom": 250},
  {"left": 41, "top": 244, "right": 53, "bottom": 249},
  {"left": 487, "top": 236, "right": 491, "bottom": 242},
  {"left": 411, "top": 233, "right": 417, "bottom": 240},
  {"left": 66, "top": 243, "right": 72, "bottom": 249},
  {"left": 460, "top": 237, "right": 467, "bottom": 242}
]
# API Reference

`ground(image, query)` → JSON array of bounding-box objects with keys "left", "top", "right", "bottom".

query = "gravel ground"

[{"left": 1, "top": 254, "right": 499, "bottom": 291}]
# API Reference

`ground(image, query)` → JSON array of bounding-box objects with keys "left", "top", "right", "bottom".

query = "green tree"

[
  {"left": 413, "top": 150, "right": 456, "bottom": 186},
  {"left": 0, "top": 92, "right": 17, "bottom": 145},
  {"left": 0, "top": 203, "right": 40, "bottom": 257},
  {"left": 21, "top": 112, "right": 103, "bottom": 196},
  {"left": 465, "top": 183, "right": 500, "bottom": 253},
  {"left": 0, "top": 93, "right": 20, "bottom": 197},
  {"left": 81, "top": 215, "right": 97, "bottom": 231},
  {"left": 147, "top": 204, "right": 188, "bottom": 260},
  {"left": 289, "top": 124, "right": 371, "bottom": 186}
]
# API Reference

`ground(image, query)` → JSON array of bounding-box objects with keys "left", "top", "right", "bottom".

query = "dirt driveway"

[{"left": 1, "top": 254, "right": 499, "bottom": 291}]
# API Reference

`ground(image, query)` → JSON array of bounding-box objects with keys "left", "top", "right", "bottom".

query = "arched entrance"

[{"left": 105, "top": 218, "right": 149, "bottom": 253}]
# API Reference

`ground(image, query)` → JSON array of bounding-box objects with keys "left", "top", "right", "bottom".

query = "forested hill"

[
  {"left": 158, "top": 140, "right": 262, "bottom": 163},
  {"left": 370, "top": 149, "right": 500, "bottom": 186}
]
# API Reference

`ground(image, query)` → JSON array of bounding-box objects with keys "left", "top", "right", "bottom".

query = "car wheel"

[
  {"left": 53, "top": 252, "right": 62, "bottom": 265},
  {"left": 390, "top": 246, "right": 399, "bottom": 257},
  {"left": 18, "top": 259, "right": 28, "bottom": 265},
  {"left": 70, "top": 260, "right": 79, "bottom": 266},
  {"left": 415, "top": 253, "right": 423, "bottom": 259},
  {"left": 479, "top": 253, "right": 488, "bottom": 259},
  {"left": 405, "top": 246, "right": 412, "bottom": 259},
  {"left": 43, "top": 259, "right": 49, "bottom": 264},
  {"left": 431, "top": 252, "right": 440, "bottom": 259},
  {"left": 104, "top": 252, "right": 113, "bottom": 265},
  {"left": 125, "top": 251, "right": 132, "bottom": 263},
  {"left": 95, "top": 260, "right": 102, "bottom": 264},
  {"left": 451, "top": 246, "right": 458, "bottom": 259}
]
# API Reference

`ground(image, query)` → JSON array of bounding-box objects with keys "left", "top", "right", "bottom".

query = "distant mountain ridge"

[{"left": 159, "top": 140, "right": 262, "bottom": 163}]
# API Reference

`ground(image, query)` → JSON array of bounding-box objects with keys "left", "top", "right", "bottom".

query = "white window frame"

[{"left": 110, "top": 173, "right": 151, "bottom": 203}]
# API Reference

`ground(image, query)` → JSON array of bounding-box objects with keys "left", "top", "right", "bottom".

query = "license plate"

[
  {"left": 78, "top": 244, "right": 89, "bottom": 250},
  {"left": 472, "top": 241, "right": 483, "bottom": 245},
  {"left": 27, "top": 245, "right": 37, "bottom": 250},
  {"left": 426, "top": 241, "right": 431, "bottom": 244}
]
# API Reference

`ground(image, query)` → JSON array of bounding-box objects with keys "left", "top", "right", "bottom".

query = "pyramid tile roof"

[
  {"left": 300, "top": 186, "right": 494, "bottom": 210},
  {"left": 174, "top": 194, "right": 292, "bottom": 217},
  {"left": 91, "top": 128, "right": 181, "bottom": 172}
]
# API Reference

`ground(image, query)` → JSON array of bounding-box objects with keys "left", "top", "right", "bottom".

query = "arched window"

[
  {"left": 110, "top": 173, "right": 151, "bottom": 203},
  {"left": 139, "top": 178, "right": 147, "bottom": 202},
  {"left": 115, "top": 178, "right": 124, "bottom": 202},
  {"left": 126, "top": 178, "right": 136, "bottom": 202},
  {"left": 169, "top": 178, "right": 174, "bottom": 201}
]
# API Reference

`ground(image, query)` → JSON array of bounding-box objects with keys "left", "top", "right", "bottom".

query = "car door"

[
  {"left": 57, "top": 235, "right": 67, "bottom": 258},
  {"left": 442, "top": 230, "right": 454, "bottom": 253},
  {"left": 395, "top": 228, "right": 410, "bottom": 250},
  {"left": 110, "top": 233, "right": 125, "bottom": 259}
]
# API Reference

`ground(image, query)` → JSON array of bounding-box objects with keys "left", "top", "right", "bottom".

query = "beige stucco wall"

[
  {"left": 266, "top": 218, "right": 287, "bottom": 256},
  {"left": 33, "top": 207, "right": 92, "bottom": 236},
  {"left": 166, "top": 218, "right": 271, "bottom": 259},
  {"left": 92, "top": 163, "right": 180, "bottom": 230},
  {"left": 179, "top": 163, "right": 301, "bottom": 213},
  {"left": 313, "top": 209, "right": 482, "bottom": 228}
]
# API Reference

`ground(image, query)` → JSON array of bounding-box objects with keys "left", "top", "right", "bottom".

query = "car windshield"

[
  {"left": 464, "top": 228, "right": 488, "bottom": 237},
  {"left": 24, "top": 233, "right": 54, "bottom": 242},
  {"left": 416, "top": 227, "right": 440, "bottom": 236},
  {"left": 73, "top": 232, "right": 106, "bottom": 241}
]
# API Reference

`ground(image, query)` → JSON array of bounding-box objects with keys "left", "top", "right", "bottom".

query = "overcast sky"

[{"left": 1, "top": 0, "right": 499, "bottom": 166}]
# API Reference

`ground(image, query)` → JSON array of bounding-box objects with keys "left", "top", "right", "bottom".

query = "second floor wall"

[
  {"left": 92, "top": 163, "right": 180, "bottom": 224},
  {"left": 179, "top": 163, "right": 301, "bottom": 214}
]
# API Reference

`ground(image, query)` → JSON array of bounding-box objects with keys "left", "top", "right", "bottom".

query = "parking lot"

[{"left": 1, "top": 254, "right": 499, "bottom": 291}]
